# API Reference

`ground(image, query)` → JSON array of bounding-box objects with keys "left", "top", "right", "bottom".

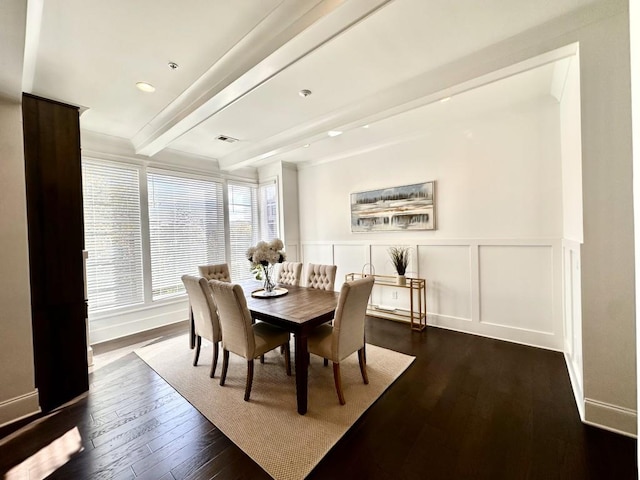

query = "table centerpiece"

[{"left": 246, "top": 238, "right": 286, "bottom": 295}]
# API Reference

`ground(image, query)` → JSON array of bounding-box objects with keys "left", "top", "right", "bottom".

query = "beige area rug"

[{"left": 135, "top": 335, "right": 414, "bottom": 480}]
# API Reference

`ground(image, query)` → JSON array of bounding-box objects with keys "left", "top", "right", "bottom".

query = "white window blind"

[
  {"left": 82, "top": 162, "right": 144, "bottom": 312},
  {"left": 259, "top": 182, "right": 279, "bottom": 241},
  {"left": 228, "top": 183, "right": 259, "bottom": 281},
  {"left": 148, "top": 171, "right": 225, "bottom": 300}
]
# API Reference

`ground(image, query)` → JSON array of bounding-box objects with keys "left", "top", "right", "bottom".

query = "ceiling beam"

[{"left": 132, "top": 0, "right": 392, "bottom": 158}]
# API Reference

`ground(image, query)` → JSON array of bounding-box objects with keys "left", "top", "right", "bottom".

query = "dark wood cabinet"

[{"left": 22, "top": 93, "right": 88, "bottom": 412}]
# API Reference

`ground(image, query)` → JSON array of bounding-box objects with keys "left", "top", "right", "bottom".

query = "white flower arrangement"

[
  {"left": 246, "top": 239, "right": 286, "bottom": 292},
  {"left": 246, "top": 238, "right": 286, "bottom": 268}
]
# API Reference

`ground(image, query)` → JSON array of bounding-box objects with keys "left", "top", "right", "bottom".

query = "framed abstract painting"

[{"left": 350, "top": 181, "right": 436, "bottom": 232}]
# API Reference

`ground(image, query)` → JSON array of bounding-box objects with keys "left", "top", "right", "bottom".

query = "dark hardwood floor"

[{"left": 0, "top": 318, "right": 636, "bottom": 479}]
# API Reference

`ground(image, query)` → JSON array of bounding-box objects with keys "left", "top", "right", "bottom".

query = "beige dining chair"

[
  {"left": 198, "top": 263, "right": 231, "bottom": 282},
  {"left": 181, "top": 275, "right": 222, "bottom": 378},
  {"left": 306, "top": 263, "right": 337, "bottom": 291},
  {"left": 208, "top": 279, "right": 292, "bottom": 401},
  {"left": 277, "top": 261, "right": 303, "bottom": 287},
  {"left": 307, "top": 275, "right": 375, "bottom": 405}
]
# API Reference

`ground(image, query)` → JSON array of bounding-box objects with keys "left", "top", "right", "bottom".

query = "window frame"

[{"left": 82, "top": 158, "right": 279, "bottom": 322}]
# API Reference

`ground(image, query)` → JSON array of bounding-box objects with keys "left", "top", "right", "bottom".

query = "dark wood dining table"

[
  {"left": 243, "top": 281, "right": 339, "bottom": 415},
  {"left": 190, "top": 280, "right": 339, "bottom": 415}
]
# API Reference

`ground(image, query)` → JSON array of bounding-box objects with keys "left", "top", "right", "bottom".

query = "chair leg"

[
  {"left": 323, "top": 358, "right": 328, "bottom": 367},
  {"left": 283, "top": 342, "right": 291, "bottom": 376},
  {"left": 209, "top": 341, "right": 219, "bottom": 378},
  {"left": 332, "top": 362, "right": 346, "bottom": 405},
  {"left": 244, "top": 360, "right": 254, "bottom": 401},
  {"left": 220, "top": 349, "right": 229, "bottom": 386},
  {"left": 260, "top": 355, "right": 265, "bottom": 364},
  {"left": 358, "top": 348, "right": 369, "bottom": 384},
  {"left": 193, "top": 336, "right": 202, "bottom": 366}
]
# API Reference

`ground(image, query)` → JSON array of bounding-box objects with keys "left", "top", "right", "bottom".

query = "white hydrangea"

[{"left": 246, "top": 238, "right": 286, "bottom": 267}]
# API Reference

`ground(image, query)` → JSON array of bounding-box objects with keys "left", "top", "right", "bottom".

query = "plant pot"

[{"left": 397, "top": 274, "right": 406, "bottom": 286}]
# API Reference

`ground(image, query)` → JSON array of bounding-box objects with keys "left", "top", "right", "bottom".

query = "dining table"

[
  {"left": 190, "top": 280, "right": 339, "bottom": 415},
  {"left": 243, "top": 281, "right": 339, "bottom": 415}
]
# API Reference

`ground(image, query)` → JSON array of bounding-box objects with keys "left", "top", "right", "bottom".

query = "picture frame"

[{"left": 350, "top": 181, "right": 436, "bottom": 232}]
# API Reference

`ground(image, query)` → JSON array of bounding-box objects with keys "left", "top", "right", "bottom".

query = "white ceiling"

[{"left": 10, "top": 0, "right": 600, "bottom": 170}]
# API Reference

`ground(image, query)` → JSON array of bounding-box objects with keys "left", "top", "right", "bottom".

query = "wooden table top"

[{"left": 239, "top": 281, "right": 339, "bottom": 326}]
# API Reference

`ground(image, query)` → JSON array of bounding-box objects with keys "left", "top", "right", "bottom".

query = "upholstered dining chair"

[
  {"left": 208, "top": 279, "right": 292, "bottom": 401},
  {"left": 181, "top": 275, "right": 222, "bottom": 378},
  {"left": 306, "top": 263, "right": 338, "bottom": 291},
  {"left": 198, "top": 263, "right": 231, "bottom": 282},
  {"left": 307, "top": 275, "right": 375, "bottom": 405},
  {"left": 277, "top": 261, "right": 303, "bottom": 287}
]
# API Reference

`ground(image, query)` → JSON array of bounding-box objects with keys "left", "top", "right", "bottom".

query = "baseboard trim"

[
  {"left": 584, "top": 398, "right": 637, "bottom": 438},
  {"left": 424, "top": 321, "right": 562, "bottom": 352},
  {"left": 0, "top": 390, "right": 41, "bottom": 430}
]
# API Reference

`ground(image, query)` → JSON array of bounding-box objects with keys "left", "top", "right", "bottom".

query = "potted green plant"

[{"left": 388, "top": 246, "right": 410, "bottom": 286}]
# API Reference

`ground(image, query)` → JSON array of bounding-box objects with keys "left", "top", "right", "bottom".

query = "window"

[
  {"left": 259, "top": 182, "right": 279, "bottom": 240},
  {"left": 83, "top": 159, "right": 269, "bottom": 316},
  {"left": 147, "top": 171, "right": 225, "bottom": 300},
  {"left": 228, "top": 182, "right": 259, "bottom": 281},
  {"left": 82, "top": 162, "right": 144, "bottom": 312}
]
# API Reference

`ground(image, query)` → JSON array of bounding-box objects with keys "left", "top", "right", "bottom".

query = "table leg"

[{"left": 294, "top": 332, "right": 308, "bottom": 415}]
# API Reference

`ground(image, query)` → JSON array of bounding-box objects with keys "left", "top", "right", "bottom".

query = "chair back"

[
  {"left": 332, "top": 276, "right": 375, "bottom": 361},
  {"left": 208, "top": 280, "right": 256, "bottom": 358},
  {"left": 198, "top": 263, "right": 231, "bottom": 282},
  {"left": 306, "top": 263, "right": 337, "bottom": 291},
  {"left": 277, "top": 261, "right": 303, "bottom": 286},
  {"left": 181, "top": 275, "right": 221, "bottom": 342}
]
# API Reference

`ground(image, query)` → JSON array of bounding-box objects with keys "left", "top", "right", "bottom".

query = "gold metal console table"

[{"left": 345, "top": 273, "right": 427, "bottom": 331}]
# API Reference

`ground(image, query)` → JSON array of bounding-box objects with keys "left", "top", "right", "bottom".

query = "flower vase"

[
  {"left": 262, "top": 264, "right": 276, "bottom": 295},
  {"left": 397, "top": 274, "right": 406, "bottom": 286}
]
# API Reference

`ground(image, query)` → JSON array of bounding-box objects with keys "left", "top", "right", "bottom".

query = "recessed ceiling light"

[
  {"left": 328, "top": 130, "right": 343, "bottom": 137},
  {"left": 299, "top": 89, "right": 312, "bottom": 98},
  {"left": 136, "top": 82, "right": 155, "bottom": 93},
  {"left": 440, "top": 96, "right": 451, "bottom": 103},
  {"left": 362, "top": 124, "right": 370, "bottom": 129},
  {"left": 303, "top": 144, "right": 310, "bottom": 148}
]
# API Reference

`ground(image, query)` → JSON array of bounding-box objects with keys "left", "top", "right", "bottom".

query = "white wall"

[
  {"left": 299, "top": 98, "right": 564, "bottom": 350},
  {"left": 577, "top": 10, "right": 636, "bottom": 437},
  {"left": 0, "top": 100, "right": 40, "bottom": 426},
  {"left": 299, "top": 2, "right": 636, "bottom": 436}
]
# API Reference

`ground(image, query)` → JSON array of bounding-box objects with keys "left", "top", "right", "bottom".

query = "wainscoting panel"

[
  {"left": 370, "top": 244, "right": 418, "bottom": 277},
  {"left": 418, "top": 245, "right": 472, "bottom": 321},
  {"left": 334, "top": 244, "right": 369, "bottom": 289},
  {"left": 301, "top": 239, "right": 563, "bottom": 351},
  {"left": 478, "top": 245, "right": 554, "bottom": 334},
  {"left": 301, "top": 244, "right": 334, "bottom": 268},
  {"left": 284, "top": 243, "right": 299, "bottom": 262}
]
